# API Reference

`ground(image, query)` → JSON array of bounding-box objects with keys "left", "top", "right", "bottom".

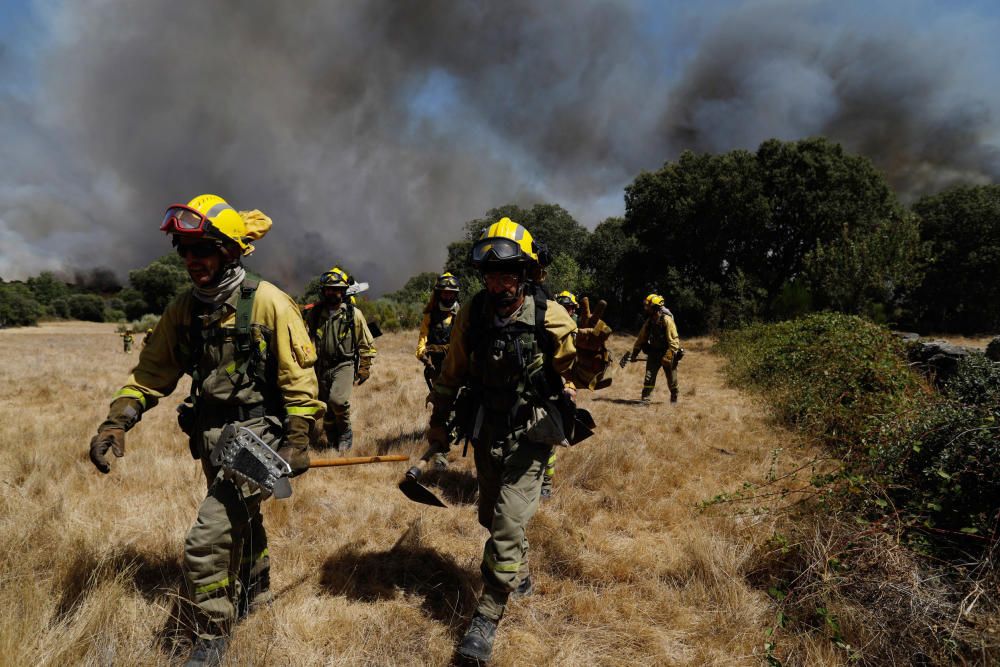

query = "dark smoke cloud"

[
  {"left": 665, "top": 1, "right": 1000, "bottom": 197},
  {"left": 2, "top": 1, "right": 998, "bottom": 288}
]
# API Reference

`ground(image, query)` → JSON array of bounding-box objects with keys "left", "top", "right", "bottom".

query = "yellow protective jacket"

[
  {"left": 306, "top": 302, "right": 376, "bottom": 374},
  {"left": 113, "top": 280, "right": 322, "bottom": 422},
  {"left": 415, "top": 303, "right": 459, "bottom": 360},
  {"left": 631, "top": 309, "right": 681, "bottom": 361},
  {"left": 431, "top": 290, "right": 579, "bottom": 410}
]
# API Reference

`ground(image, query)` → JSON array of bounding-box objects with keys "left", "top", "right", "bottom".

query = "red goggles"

[{"left": 160, "top": 205, "right": 209, "bottom": 234}]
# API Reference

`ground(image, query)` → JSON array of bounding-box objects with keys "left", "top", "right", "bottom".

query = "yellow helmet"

[
  {"left": 160, "top": 194, "right": 271, "bottom": 256},
  {"left": 319, "top": 266, "right": 351, "bottom": 287},
  {"left": 469, "top": 217, "right": 541, "bottom": 269},
  {"left": 320, "top": 266, "right": 350, "bottom": 288},
  {"left": 556, "top": 290, "right": 578, "bottom": 307},
  {"left": 435, "top": 272, "right": 460, "bottom": 292},
  {"left": 645, "top": 293, "right": 665, "bottom": 308}
]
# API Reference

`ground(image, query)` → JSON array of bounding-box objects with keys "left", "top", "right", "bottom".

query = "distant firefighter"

[
  {"left": 415, "top": 272, "right": 461, "bottom": 469},
  {"left": 120, "top": 330, "right": 134, "bottom": 353},
  {"left": 555, "top": 290, "right": 579, "bottom": 324},
  {"left": 622, "top": 294, "right": 682, "bottom": 404},
  {"left": 141, "top": 327, "right": 154, "bottom": 348},
  {"left": 304, "top": 266, "right": 377, "bottom": 452}
]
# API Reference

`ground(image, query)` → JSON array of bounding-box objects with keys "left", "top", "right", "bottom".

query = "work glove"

[
  {"left": 573, "top": 297, "right": 614, "bottom": 388},
  {"left": 89, "top": 428, "right": 125, "bottom": 474},
  {"left": 355, "top": 364, "right": 371, "bottom": 385},
  {"left": 278, "top": 415, "right": 312, "bottom": 477},
  {"left": 419, "top": 354, "right": 434, "bottom": 369},
  {"left": 662, "top": 349, "right": 675, "bottom": 367}
]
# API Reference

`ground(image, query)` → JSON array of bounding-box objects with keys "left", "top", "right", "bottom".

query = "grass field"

[{"left": 0, "top": 322, "right": 837, "bottom": 666}]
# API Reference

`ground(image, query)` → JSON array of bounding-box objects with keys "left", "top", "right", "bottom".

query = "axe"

[{"left": 398, "top": 449, "right": 448, "bottom": 508}]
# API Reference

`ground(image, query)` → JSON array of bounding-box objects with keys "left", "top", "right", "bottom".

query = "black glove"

[
  {"left": 89, "top": 428, "right": 125, "bottom": 474},
  {"left": 278, "top": 415, "right": 312, "bottom": 476}
]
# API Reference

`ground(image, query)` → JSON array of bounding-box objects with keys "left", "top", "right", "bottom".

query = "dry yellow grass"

[{"left": 0, "top": 322, "right": 836, "bottom": 666}]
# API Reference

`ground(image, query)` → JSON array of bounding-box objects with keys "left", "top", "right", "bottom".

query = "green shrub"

[
  {"left": 875, "top": 355, "right": 1000, "bottom": 539},
  {"left": 130, "top": 314, "right": 161, "bottom": 332},
  {"left": 48, "top": 298, "right": 71, "bottom": 319},
  {"left": 717, "top": 312, "right": 922, "bottom": 450},
  {"left": 719, "top": 313, "right": 1000, "bottom": 549},
  {"left": 355, "top": 297, "right": 423, "bottom": 332},
  {"left": 68, "top": 293, "right": 107, "bottom": 322},
  {"left": 0, "top": 282, "right": 44, "bottom": 327}
]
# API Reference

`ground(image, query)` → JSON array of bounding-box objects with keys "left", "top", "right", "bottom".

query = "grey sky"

[{"left": 1, "top": 0, "right": 997, "bottom": 292}]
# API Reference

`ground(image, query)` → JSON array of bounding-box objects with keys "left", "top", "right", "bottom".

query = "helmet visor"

[
  {"left": 470, "top": 237, "right": 525, "bottom": 264},
  {"left": 160, "top": 205, "right": 209, "bottom": 233}
]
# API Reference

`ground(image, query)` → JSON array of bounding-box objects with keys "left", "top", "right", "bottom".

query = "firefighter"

[
  {"left": 623, "top": 294, "right": 681, "bottom": 404},
  {"left": 86, "top": 194, "right": 322, "bottom": 666},
  {"left": 142, "top": 327, "right": 154, "bottom": 348},
  {"left": 415, "top": 272, "right": 460, "bottom": 469},
  {"left": 555, "top": 290, "right": 579, "bottom": 324},
  {"left": 121, "top": 329, "right": 134, "bottom": 353},
  {"left": 304, "top": 266, "right": 376, "bottom": 451},
  {"left": 426, "top": 218, "right": 611, "bottom": 663}
]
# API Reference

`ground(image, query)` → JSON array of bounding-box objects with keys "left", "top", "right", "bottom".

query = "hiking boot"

[
  {"left": 639, "top": 397, "right": 651, "bottom": 406},
  {"left": 670, "top": 392, "right": 678, "bottom": 403},
  {"left": 539, "top": 486, "right": 552, "bottom": 501},
  {"left": 336, "top": 428, "right": 353, "bottom": 452},
  {"left": 432, "top": 452, "right": 449, "bottom": 471},
  {"left": 457, "top": 613, "right": 498, "bottom": 664},
  {"left": 184, "top": 637, "right": 228, "bottom": 667},
  {"left": 512, "top": 575, "right": 533, "bottom": 598}
]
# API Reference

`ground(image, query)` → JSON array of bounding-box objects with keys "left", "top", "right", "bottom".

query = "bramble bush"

[
  {"left": 718, "top": 312, "right": 999, "bottom": 545},
  {"left": 718, "top": 313, "right": 999, "bottom": 663}
]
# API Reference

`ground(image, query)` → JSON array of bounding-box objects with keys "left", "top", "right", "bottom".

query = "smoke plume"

[{"left": 1, "top": 0, "right": 997, "bottom": 289}]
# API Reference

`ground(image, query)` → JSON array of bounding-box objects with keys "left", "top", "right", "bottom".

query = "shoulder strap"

[
  {"left": 234, "top": 278, "right": 259, "bottom": 374},
  {"left": 532, "top": 284, "right": 553, "bottom": 358},
  {"left": 348, "top": 302, "right": 358, "bottom": 357}
]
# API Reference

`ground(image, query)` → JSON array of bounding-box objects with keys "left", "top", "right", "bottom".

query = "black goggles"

[{"left": 470, "top": 237, "right": 526, "bottom": 264}]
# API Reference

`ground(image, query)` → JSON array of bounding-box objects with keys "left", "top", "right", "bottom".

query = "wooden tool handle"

[{"left": 310, "top": 454, "right": 409, "bottom": 468}]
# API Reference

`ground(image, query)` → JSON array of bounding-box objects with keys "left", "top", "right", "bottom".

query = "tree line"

[{"left": 3, "top": 136, "right": 998, "bottom": 333}]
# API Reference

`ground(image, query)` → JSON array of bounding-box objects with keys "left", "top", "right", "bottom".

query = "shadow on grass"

[
  {"left": 56, "top": 544, "right": 183, "bottom": 618},
  {"left": 319, "top": 523, "right": 478, "bottom": 632},
  {"left": 54, "top": 543, "right": 192, "bottom": 659},
  {"left": 375, "top": 428, "right": 425, "bottom": 455},
  {"left": 591, "top": 397, "right": 654, "bottom": 406},
  {"left": 423, "top": 467, "right": 479, "bottom": 506}
]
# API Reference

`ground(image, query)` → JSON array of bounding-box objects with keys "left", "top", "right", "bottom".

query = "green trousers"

[
  {"left": 183, "top": 417, "right": 276, "bottom": 639},
  {"left": 473, "top": 436, "right": 550, "bottom": 621},
  {"left": 642, "top": 352, "right": 678, "bottom": 399},
  {"left": 320, "top": 361, "right": 354, "bottom": 438}
]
